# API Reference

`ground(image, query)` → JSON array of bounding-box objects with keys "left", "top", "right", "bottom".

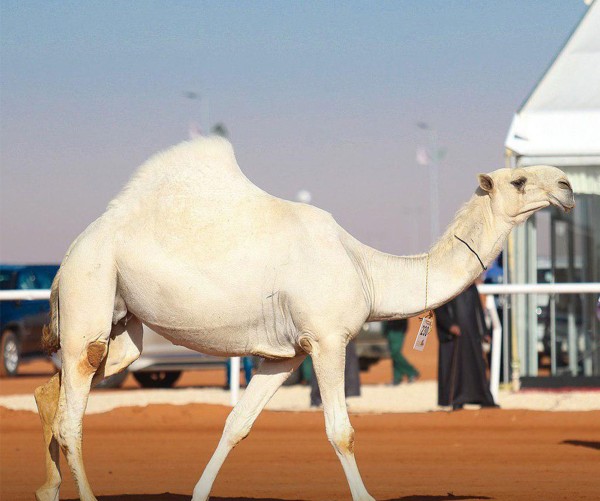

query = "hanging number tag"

[{"left": 413, "top": 315, "right": 432, "bottom": 351}]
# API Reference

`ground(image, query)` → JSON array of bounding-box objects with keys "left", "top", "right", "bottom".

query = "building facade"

[{"left": 505, "top": 2, "right": 600, "bottom": 381}]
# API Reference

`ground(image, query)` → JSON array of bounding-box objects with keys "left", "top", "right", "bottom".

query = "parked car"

[
  {"left": 0, "top": 264, "right": 59, "bottom": 376},
  {"left": 127, "top": 326, "right": 228, "bottom": 388},
  {"left": 355, "top": 321, "right": 389, "bottom": 371}
]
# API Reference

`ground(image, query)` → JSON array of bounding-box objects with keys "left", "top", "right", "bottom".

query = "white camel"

[{"left": 34, "top": 136, "right": 574, "bottom": 501}]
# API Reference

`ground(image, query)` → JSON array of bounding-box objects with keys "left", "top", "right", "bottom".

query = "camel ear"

[{"left": 478, "top": 174, "right": 494, "bottom": 193}]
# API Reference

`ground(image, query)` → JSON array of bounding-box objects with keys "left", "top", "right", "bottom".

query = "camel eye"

[
  {"left": 511, "top": 177, "right": 527, "bottom": 190},
  {"left": 558, "top": 179, "right": 571, "bottom": 190}
]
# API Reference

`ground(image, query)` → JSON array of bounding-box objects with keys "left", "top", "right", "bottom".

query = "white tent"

[
  {"left": 504, "top": 1, "right": 600, "bottom": 384},
  {"left": 505, "top": 1, "right": 600, "bottom": 195}
]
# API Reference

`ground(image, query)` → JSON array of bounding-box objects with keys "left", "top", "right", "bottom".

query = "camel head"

[{"left": 477, "top": 165, "right": 575, "bottom": 225}]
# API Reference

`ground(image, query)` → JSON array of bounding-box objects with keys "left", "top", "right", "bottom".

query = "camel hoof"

[
  {"left": 191, "top": 487, "right": 210, "bottom": 501},
  {"left": 35, "top": 485, "right": 60, "bottom": 501},
  {"left": 353, "top": 493, "right": 376, "bottom": 501}
]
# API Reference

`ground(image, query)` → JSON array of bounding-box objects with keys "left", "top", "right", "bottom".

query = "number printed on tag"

[{"left": 413, "top": 316, "right": 432, "bottom": 351}]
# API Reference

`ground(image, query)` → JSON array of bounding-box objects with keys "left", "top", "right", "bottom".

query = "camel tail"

[{"left": 42, "top": 268, "right": 61, "bottom": 355}]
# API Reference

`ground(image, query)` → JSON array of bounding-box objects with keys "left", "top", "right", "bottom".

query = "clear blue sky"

[{"left": 0, "top": 1, "right": 589, "bottom": 262}]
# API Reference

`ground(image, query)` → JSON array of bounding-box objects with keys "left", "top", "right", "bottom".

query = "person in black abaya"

[{"left": 435, "top": 282, "right": 497, "bottom": 410}]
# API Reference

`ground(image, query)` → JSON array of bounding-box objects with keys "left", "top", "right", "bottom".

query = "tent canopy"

[{"left": 506, "top": 2, "right": 600, "bottom": 194}]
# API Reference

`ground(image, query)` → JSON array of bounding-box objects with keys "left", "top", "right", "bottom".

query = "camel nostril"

[{"left": 558, "top": 179, "right": 571, "bottom": 190}]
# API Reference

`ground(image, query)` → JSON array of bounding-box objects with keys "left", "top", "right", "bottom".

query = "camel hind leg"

[
  {"left": 36, "top": 314, "right": 142, "bottom": 501},
  {"left": 53, "top": 333, "right": 108, "bottom": 501},
  {"left": 34, "top": 373, "right": 61, "bottom": 501}
]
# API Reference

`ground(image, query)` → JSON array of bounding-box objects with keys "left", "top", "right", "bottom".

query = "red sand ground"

[
  {"left": 2, "top": 404, "right": 599, "bottom": 501},
  {"left": 2, "top": 319, "right": 599, "bottom": 500}
]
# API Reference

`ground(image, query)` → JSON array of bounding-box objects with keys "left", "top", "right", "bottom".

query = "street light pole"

[{"left": 417, "top": 122, "right": 440, "bottom": 246}]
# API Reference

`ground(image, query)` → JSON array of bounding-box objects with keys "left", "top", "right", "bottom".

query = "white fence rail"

[
  {"left": 478, "top": 283, "right": 600, "bottom": 294},
  {"left": 0, "top": 289, "right": 50, "bottom": 301},
  {"left": 4, "top": 284, "right": 599, "bottom": 300}
]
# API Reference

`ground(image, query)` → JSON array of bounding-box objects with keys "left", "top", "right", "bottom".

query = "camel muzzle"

[{"left": 549, "top": 192, "right": 575, "bottom": 213}]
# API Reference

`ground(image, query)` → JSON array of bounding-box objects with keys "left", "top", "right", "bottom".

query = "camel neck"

[{"left": 364, "top": 193, "right": 512, "bottom": 320}]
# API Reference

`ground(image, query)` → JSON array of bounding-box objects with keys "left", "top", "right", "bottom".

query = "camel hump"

[
  {"left": 145, "top": 135, "right": 239, "bottom": 175},
  {"left": 107, "top": 136, "right": 260, "bottom": 212}
]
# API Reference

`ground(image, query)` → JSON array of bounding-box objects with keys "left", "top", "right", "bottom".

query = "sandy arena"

[{"left": 2, "top": 321, "right": 600, "bottom": 501}]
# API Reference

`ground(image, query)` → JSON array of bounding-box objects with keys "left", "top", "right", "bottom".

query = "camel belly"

[
  {"left": 116, "top": 252, "right": 300, "bottom": 359},
  {"left": 144, "top": 321, "right": 299, "bottom": 359},
  {"left": 124, "top": 291, "right": 299, "bottom": 359}
]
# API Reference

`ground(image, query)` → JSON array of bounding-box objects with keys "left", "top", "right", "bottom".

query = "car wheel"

[
  {"left": 0, "top": 330, "right": 20, "bottom": 377},
  {"left": 133, "top": 370, "right": 181, "bottom": 388},
  {"left": 95, "top": 370, "right": 129, "bottom": 389}
]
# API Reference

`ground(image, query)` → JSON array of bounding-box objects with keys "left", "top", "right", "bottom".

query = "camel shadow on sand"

[
  {"left": 561, "top": 439, "right": 600, "bottom": 451},
  {"left": 63, "top": 496, "right": 302, "bottom": 501},
  {"left": 64, "top": 494, "right": 491, "bottom": 501},
  {"left": 387, "top": 496, "right": 492, "bottom": 501}
]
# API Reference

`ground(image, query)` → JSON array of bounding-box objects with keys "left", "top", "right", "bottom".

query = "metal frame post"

[
  {"left": 567, "top": 219, "right": 577, "bottom": 376},
  {"left": 502, "top": 243, "right": 510, "bottom": 385},
  {"left": 526, "top": 216, "right": 538, "bottom": 376},
  {"left": 230, "top": 357, "right": 241, "bottom": 406},
  {"left": 550, "top": 215, "right": 557, "bottom": 375}
]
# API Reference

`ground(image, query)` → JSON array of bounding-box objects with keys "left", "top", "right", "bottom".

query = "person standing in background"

[
  {"left": 435, "top": 282, "right": 497, "bottom": 410},
  {"left": 383, "top": 319, "right": 420, "bottom": 385}
]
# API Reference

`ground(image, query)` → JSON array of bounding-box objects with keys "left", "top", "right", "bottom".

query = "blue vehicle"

[{"left": 0, "top": 265, "right": 59, "bottom": 376}]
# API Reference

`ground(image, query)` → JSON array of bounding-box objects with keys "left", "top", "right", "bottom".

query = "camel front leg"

[
  {"left": 311, "top": 336, "right": 375, "bottom": 501},
  {"left": 192, "top": 355, "right": 305, "bottom": 501}
]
